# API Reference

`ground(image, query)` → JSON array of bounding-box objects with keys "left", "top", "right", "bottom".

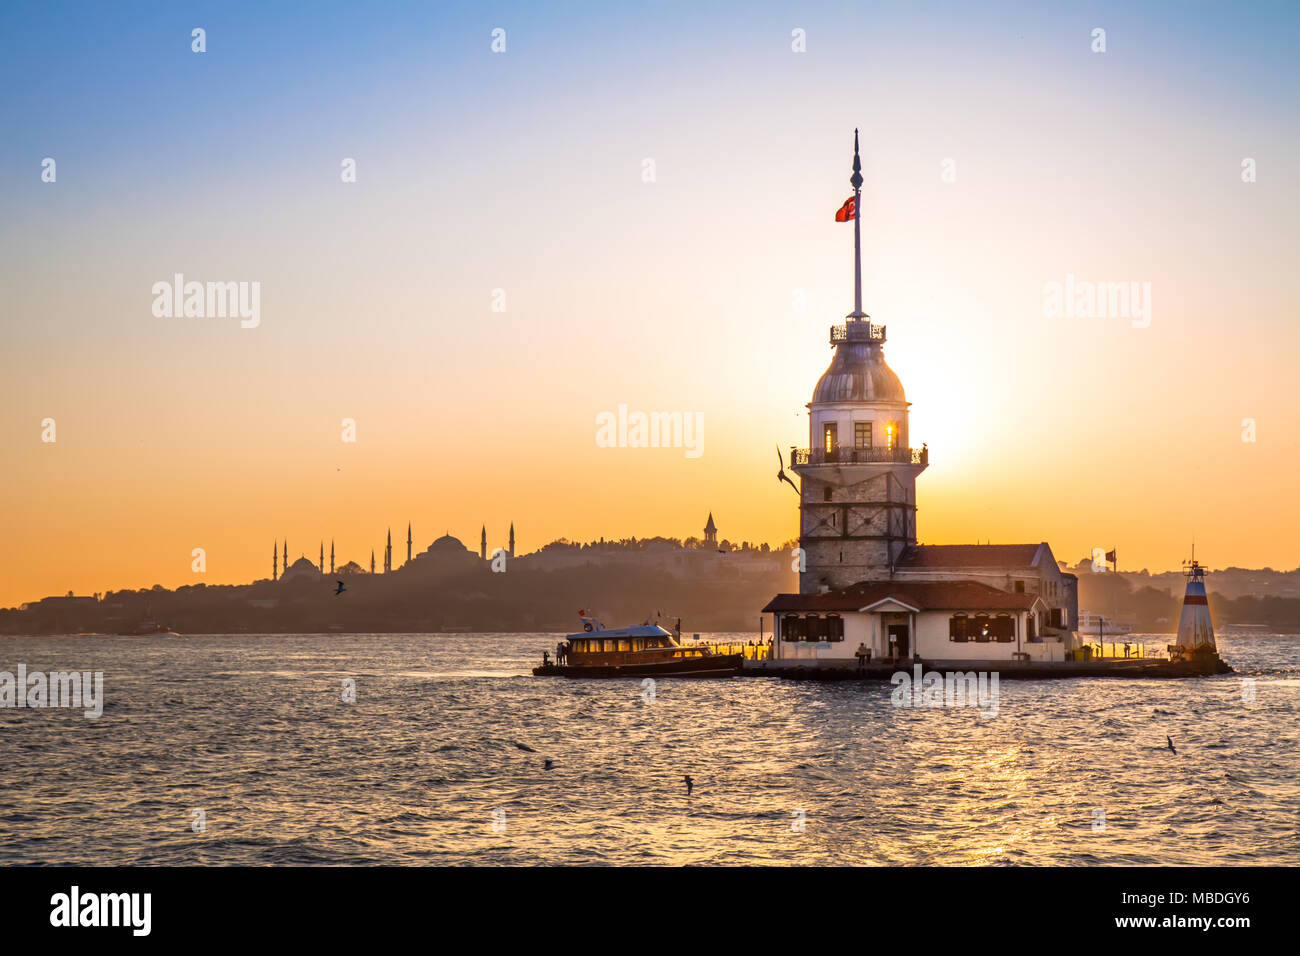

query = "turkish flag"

[{"left": 835, "top": 196, "right": 856, "bottom": 222}]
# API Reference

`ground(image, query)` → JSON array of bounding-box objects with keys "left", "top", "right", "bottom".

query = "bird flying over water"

[
  {"left": 683, "top": 774, "right": 694, "bottom": 796},
  {"left": 776, "top": 446, "right": 799, "bottom": 495},
  {"left": 334, "top": 580, "right": 346, "bottom": 596},
  {"left": 513, "top": 742, "right": 537, "bottom": 753},
  {"left": 1166, "top": 735, "right": 1177, "bottom": 754}
]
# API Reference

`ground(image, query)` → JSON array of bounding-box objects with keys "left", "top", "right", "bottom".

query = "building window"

[
  {"left": 885, "top": 422, "right": 898, "bottom": 451},
  {"left": 973, "top": 614, "right": 991, "bottom": 642},
  {"left": 949, "top": 614, "right": 969, "bottom": 642},
  {"left": 854, "top": 422, "right": 872, "bottom": 448},
  {"left": 823, "top": 423, "right": 837, "bottom": 453},
  {"left": 992, "top": 615, "right": 1015, "bottom": 642},
  {"left": 782, "top": 614, "right": 805, "bottom": 641},
  {"left": 1014, "top": 580, "right": 1025, "bottom": 593},
  {"left": 823, "top": 486, "right": 832, "bottom": 502},
  {"left": 827, "top": 614, "right": 844, "bottom": 642},
  {"left": 806, "top": 615, "right": 825, "bottom": 642}
]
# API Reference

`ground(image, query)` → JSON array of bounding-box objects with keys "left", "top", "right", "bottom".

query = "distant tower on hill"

[
  {"left": 330, "top": 539, "right": 335, "bottom": 574},
  {"left": 480, "top": 525, "right": 487, "bottom": 560},
  {"left": 704, "top": 512, "right": 718, "bottom": 547},
  {"left": 509, "top": 522, "right": 515, "bottom": 558},
  {"left": 272, "top": 542, "right": 278, "bottom": 581},
  {"left": 384, "top": 528, "right": 392, "bottom": 573},
  {"left": 407, "top": 523, "right": 412, "bottom": 565},
  {"left": 370, "top": 549, "right": 375, "bottom": 574},
  {"left": 319, "top": 542, "right": 324, "bottom": 572}
]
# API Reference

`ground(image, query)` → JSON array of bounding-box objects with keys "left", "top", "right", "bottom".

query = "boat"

[
  {"left": 532, "top": 612, "right": 744, "bottom": 678},
  {"left": 113, "top": 610, "right": 180, "bottom": 637},
  {"left": 1076, "top": 611, "right": 1132, "bottom": 636}
]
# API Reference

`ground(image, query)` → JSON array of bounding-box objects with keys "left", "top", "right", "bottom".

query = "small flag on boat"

[{"left": 834, "top": 196, "right": 856, "bottom": 222}]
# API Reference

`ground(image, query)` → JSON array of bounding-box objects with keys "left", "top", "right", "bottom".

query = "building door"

[{"left": 888, "top": 623, "right": 910, "bottom": 659}]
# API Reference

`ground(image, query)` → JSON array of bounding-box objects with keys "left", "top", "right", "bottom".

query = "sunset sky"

[{"left": 2, "top": 1, "right": 1298, "bottom": 607}]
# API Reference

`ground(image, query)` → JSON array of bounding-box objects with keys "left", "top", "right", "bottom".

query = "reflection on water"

[{"left": 0, "top": 632, "right": 1297, "bottom": 865}]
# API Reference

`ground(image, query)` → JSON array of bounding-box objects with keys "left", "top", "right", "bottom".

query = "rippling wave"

[{"left": 1, "top": 632, "right": 1296, "bottom": 865}]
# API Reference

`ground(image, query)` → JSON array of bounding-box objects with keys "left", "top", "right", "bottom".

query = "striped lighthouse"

[{"left": 1173, "top": 554, "right": 1216, "bottom": 657}]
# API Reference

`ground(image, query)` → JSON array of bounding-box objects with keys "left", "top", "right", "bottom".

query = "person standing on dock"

[{"left": 855, "top": 642, "right": 870, "bottom": 674}]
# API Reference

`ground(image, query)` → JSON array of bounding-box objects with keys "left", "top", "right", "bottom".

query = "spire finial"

[{"left": 850, "top": 128, "right": 863, "bottom": 190}]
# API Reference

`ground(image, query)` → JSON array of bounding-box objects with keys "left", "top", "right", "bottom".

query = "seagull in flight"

[
  {"left": 776, "top": 445, "right": 799, "bottom": 495},
  {"left": 333, "top": 580, "right": 346, "bottom": 596},
  {"left": 683, "top": 774, "right": 694, "bottom": 796},
  {"left": 1166, "top": 735, "right": 1177, "bottom": 754}
]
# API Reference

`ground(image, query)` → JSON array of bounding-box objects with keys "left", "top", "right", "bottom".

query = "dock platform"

[{"left": 741, "top": 656, "right": 1234, "bottom": 681}]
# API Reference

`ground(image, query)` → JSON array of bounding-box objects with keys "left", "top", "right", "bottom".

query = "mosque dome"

[
  {"left": 421, "top": 533, "right": 470, "bottom": 556},
  {"left": 812, "top": 339, "right": 906, "bottom": 404}
]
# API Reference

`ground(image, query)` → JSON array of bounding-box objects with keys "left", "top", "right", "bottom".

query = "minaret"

[
  {"left": 384, "top": 528, "right": 392, "bottom": 573},
  {"left": 509, "top": 522, "right": 515, "bottom": 558},
  {"left": 790, "top": 130, "right": 928, "bottom": 594},
  {"left": 406, "top": 523, "right": 412, "bottom": 565},
  {"left": 704, "top": 512, "right": 718, "bottom": 547},
  {"left": 273, "top": 542, "right": 278, "bottom": 581},
  {"left": 330, "top": 539, "right": 335, "bottom": 574},
  {"left": 319, "top": 542, "right": 324, "bottom": 572},
  {"left": 480, "top": 525, "right": 487, "bottom": 560},
  {"left": 370, "top": 549, "right": 375, "bottom": 574}
]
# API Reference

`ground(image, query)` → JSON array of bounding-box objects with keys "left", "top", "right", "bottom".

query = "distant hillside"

[{"left": 0, "top": 550, "right": 798, "bottom": 636}]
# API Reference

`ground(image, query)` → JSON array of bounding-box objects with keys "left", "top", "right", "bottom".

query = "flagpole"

[{"left": 850, "top": 128, "right": 865, "bottom": 319}]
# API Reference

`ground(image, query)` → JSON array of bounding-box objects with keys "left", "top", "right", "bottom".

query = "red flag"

[{"left": 834, "top": 196, "right": 856, "bottom": 222}]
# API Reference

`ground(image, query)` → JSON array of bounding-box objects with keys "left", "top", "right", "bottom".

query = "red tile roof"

[
  {"left": 762, "top": 579, "right": 1039, "bottom": 613},
  {"left": 894, "top": 544, "right": 1046, "bottom": 569}
]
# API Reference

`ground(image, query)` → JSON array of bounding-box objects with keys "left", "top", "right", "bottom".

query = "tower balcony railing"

[
  {"left": 829, "top": 322, "right": 886, "bottom": 344},
  {"left": 792, "top": 445, "right": 927, "bottom": 466}
]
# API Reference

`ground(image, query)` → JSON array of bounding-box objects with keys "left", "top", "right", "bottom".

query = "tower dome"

[{"left": 811, "top": 323, "right": 905, "bottom": 403}]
